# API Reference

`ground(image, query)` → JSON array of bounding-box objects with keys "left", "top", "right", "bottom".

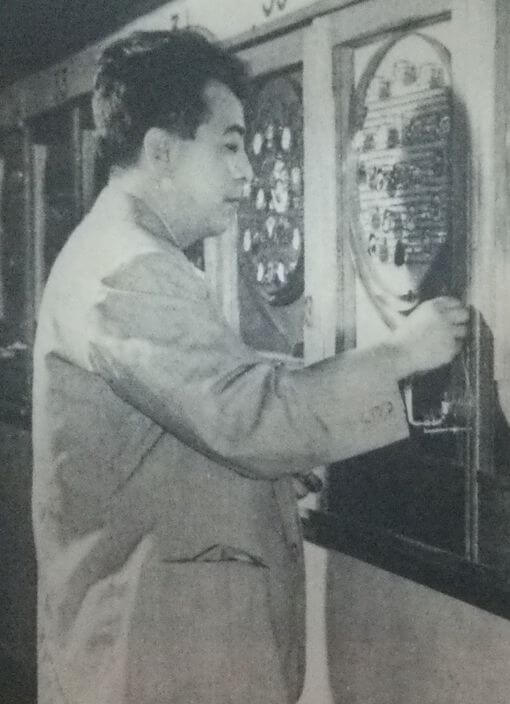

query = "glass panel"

[
  {"left": 350, "top": 32, "right": 453, "bottom": 324},
  {"left": 238, "top": 70, "right": 304, "bottom": 356},
  {"left": 328, "top": 26, "right": 470, "bottom": 559}
]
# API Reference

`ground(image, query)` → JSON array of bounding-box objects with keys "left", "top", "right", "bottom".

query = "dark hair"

[{"left": 92, "top": 29, "right": 249, "bottom": 167}]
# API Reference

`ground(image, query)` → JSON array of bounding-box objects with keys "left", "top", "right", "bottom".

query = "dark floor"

[
  {"left": 0, "top": 648, "right": 36, "bottom": 704},
  {"left": 0, "top": 421, "right": 37, "bottom": 704}
]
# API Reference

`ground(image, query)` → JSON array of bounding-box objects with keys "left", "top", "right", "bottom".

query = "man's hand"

[
  {"left": 391, "top": 297, "right": 469, "bottom": 377},
  {"left": 292, "top": 472, "right": 323, "bottom": 499}
]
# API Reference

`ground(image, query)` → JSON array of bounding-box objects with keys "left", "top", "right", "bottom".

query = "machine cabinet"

[{"left": 303, "top": 0, "right": 510, "bottom": 617}]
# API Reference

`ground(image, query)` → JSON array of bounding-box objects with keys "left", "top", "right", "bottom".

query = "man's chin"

[{"left": 210, "top": 212, "right": 237, "bottom": 237}]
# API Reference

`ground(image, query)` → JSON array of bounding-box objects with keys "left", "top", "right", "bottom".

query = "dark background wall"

[{"left": 0, "top": 421, "right": 35, "bottom": 703}]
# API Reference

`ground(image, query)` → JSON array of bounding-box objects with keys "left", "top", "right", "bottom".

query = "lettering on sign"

[
  {"left": 54, "top": 67, "right": 68, "bottom": 103},
  {"left": 12, "top": 102, "right": 24, "bottom": 129},
  {"left": 262, "top": 0, "right": 288, "bottom": 18},
  {"left": 167, "top": 7, "right": 189, "bottom": 30}
]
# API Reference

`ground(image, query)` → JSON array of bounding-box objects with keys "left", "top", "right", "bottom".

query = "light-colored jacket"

[{"left": 32, "top": 182, "right": 409, "bottom": 704}]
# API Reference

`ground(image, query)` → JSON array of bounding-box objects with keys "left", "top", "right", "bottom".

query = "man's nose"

[{"left": 237, "top": 148, "right": 254, "bottom": 183}]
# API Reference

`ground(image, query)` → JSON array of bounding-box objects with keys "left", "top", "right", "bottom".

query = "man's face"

[{"left": 168, "top": 80, "right": 253, "bottom": 244}]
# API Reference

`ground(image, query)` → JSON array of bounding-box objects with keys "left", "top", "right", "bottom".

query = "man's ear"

[{"left": 143, "top": 127, "right": 180, "bottom": 175}]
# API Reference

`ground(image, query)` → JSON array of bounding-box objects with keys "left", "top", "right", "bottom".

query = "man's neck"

[{"left": 108, "top": 166, "right": 191, "bottom": 249}]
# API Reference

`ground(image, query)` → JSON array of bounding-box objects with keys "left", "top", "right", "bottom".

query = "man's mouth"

[{"left": 224, "top": 197, "right": 242, "bottom": 208}]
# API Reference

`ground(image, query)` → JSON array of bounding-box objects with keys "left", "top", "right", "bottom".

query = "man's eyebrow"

[{"left": 223, "top": 124, "right": 246, "bottom": 137}]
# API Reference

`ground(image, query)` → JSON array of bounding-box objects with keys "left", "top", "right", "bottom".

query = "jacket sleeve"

[{"left": 87, "top": 249, "right": 409, "bottom": 479}]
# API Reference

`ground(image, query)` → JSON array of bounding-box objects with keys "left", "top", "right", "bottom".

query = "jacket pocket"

[
  {"left": 167, "top": 543, "right": 268, "bottom": 568},
  {"left": 127, "top": 558, "right": 289, "bottom": 704}
]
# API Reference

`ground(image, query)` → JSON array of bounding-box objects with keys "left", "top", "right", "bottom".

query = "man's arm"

[{"left": 85, "top": 250, "right": 466, "bottom": 480}]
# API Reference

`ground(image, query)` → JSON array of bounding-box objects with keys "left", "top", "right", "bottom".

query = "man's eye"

[{"left": 225, "top": 143, "right": 239, "bottom": 153}]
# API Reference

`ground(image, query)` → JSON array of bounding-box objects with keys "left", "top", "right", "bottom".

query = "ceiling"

[{"left": 0, "top": 0, "right": 167, "bottom": 89}]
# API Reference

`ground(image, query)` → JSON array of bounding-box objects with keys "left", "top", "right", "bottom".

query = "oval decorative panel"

[
  {"left": 348, "top": 33, "right": 453, "bottom": 326},
  {"left": 238, "top": 76, "right": 304, "bottom": 306}
]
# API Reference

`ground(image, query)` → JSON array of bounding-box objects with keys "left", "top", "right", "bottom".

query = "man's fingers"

[
  {"left": 453, "top": 323, "right": 469, "bottom": 339},
  {"left": 434, "top": 296, "right": 464, "bottom": 309},
  {"left": 433, "top": 298, "right": 469, "bottom": 324},
  {"left": 292, "top": 477, "right": 309, "bottom": 499},
  {"left": 445, "top": 308, "right": 470, "bottom": 325},
  {"left": 436, "top": 298, "right": 468, "bottom": 314}
]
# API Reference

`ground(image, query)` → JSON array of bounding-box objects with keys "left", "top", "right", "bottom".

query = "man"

[{"left": 32, "top": 30, "right": 468, "bottom": 704}]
